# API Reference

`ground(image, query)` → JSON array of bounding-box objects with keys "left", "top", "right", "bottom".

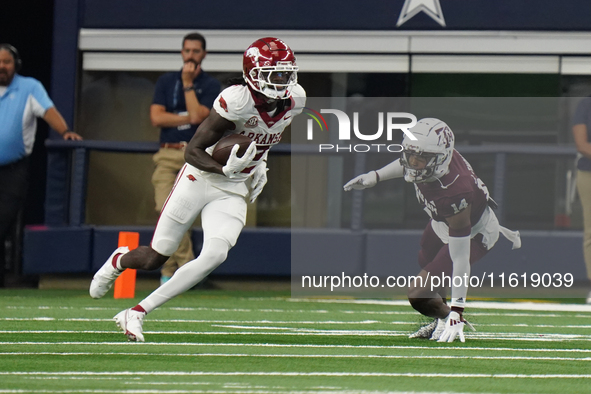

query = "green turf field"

[{"left": 1, "top": 288, "right": 590, "bottom": 393}]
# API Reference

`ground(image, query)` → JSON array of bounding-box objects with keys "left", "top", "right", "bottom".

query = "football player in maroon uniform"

[
  {"left": 89, "top": 38, "right": 306, "bottom": 341},
  {"left": 344, "top": 118, "right": 520, "bottom": 342}
]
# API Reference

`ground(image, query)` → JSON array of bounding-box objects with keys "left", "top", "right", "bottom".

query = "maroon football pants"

[{"left": 418, "top": 221, "right": 489, "bottom": 276}]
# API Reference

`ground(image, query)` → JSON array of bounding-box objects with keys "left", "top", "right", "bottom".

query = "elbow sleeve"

[{"left": 375, "top": 159, "right": 404, "bottom": 181}]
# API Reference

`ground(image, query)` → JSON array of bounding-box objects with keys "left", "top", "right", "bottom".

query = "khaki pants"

[
  {"left": 152, "top": 148, "right": 195, "bottom": 277},
  {"left": 577, "top": 170, "right": 591, "bottom": 282}
]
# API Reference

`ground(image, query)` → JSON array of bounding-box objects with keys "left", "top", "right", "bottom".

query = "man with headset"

[{"left": 0, "top": 44, "right": 82, "bottom": 284}]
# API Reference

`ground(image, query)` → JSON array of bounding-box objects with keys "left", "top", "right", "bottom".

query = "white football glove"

[
  {"left": 222, "top": 142, "right": 257, "bottom": 178},
  {"left": 343, "top": 171, "right": 378, "bottom": 191},
  {"left": 249, "top": 161, "right": 268, "bottom": 204},
  {"left": 437, "top": 311, "right": 476, "bottom": 343}
]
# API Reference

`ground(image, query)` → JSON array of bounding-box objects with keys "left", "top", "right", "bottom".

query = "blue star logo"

[{"left": 397, "top": 0, "right": 446, "bottom": 27}]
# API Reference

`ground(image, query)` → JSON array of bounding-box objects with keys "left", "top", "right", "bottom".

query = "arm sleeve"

[
  {"left": 375, "top": 159, "right": 404, "bottom": 181},
  {"left": 448, "top": 231, "right": 471, "bottom": 309}
]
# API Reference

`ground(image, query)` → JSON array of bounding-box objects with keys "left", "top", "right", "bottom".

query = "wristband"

[
  {"left": 451, "top": 306, "right": 464, "bottom": 315},
  {"left": 183, "top": 86, "right": 194, "bottom": 92}
]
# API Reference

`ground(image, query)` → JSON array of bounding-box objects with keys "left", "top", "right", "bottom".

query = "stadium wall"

[
  {"left": 23, "top": 227, "right": 587, "bottom": 281},
  {"left": 35, "top": 1, "right": 591, "bottom": 280}
]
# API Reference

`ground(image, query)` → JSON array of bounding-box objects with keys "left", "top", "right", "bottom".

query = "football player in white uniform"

[{"left": 89, "top": 37, "right": 306, "bottom": 342}]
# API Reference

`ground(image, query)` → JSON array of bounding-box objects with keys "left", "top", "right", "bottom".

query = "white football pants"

[{"left": 140, "top": 164, "right": 247, "bottom": 313}]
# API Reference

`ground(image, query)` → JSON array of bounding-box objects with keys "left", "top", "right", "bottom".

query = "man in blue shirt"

[
  {"left": 150, "top": 33, "right": 221, "bottom": 284},
  {"left": 572, "top": 97, "right": 591, "bottom": 304},
  {"left": 0, "top": 44, "right": 82, "bottom": 284}
]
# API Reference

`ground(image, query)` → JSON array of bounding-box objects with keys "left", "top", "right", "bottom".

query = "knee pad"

[
  {"left": 152, "top": 237, "right": 180, "bottom": 257},
  {"left": 175, "top": 238, "right": 230, "bottom": 278},
  {"left": 200, "top": 238, "right": 229, "bottom": 265}
]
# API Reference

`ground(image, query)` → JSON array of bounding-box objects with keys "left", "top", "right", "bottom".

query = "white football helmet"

[{"left": 400, "top": 118, "right": 455, "bottom": 183}]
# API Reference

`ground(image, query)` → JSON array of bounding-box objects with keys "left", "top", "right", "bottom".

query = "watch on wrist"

[{"left": 183, "top": 86, "right": 194, "bottom": 92}]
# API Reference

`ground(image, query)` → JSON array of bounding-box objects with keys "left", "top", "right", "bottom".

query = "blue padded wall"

[
  {"left": 91, "top": 226, "right": 156, "bottom": 271},
  {"left": 22, "top": 226, "right": 587, "bottom": 281},
  {"left": 213, "top": 228, "right": 290, "bottom": 276},
  {"left": 291, "top": 229, "right": 365, "bottom": 276},
  {"left": 23, "top": 226, "right": 93, "bottom": 274}
]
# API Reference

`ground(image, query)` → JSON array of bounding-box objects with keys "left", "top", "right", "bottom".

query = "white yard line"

[
  {"left": 4, "top": 306, "right": 590, "bottom": 318},
  {"left": 1, "top": 342, "right": 590, "bottom": 353},
  {"left": 2, "top": 329, "right": 590, "bottom": 341},
  {"left": 2, "top": 371, "right": 591, "bottom": 379},
  {"left": 288, "top": 299, "right": 591, "bottom": 312},
  {"left": 0, "top": 352, "right": 590, "bottom": 361},
  {"left": 0, "top": 318, "right": 401, "bottom": 325}
]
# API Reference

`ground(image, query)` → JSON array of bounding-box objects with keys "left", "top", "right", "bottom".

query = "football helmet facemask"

[
  {"left": 243, "top": 37, "right": 298, "bottom": 100},
  {"left": 400, "top": 118, "right": 455, "bottom": 183}
]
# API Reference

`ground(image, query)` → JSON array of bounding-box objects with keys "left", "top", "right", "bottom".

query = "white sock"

[
  {"left": 115, "top": 254, "right": 124, "bottom": 271},
  {"left": 139, "top": 238, "right": 230, "bottom": 313}
]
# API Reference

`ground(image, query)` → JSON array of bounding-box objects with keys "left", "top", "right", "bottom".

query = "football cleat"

[
  {"left": 114, "top": 308, "right": 145, "bottom": 342},
  {"left": 429, "top": 318, "right": 447, "bottom": 341},
  {"left": 409, "top": 319, "right": 437, "bottom": 339},
  {"left": 89, "top": 247, "right": 129, "bottom": 299}
]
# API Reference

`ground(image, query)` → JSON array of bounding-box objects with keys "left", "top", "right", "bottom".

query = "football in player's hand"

[{"left": 211, "top": 134, "right": 253, "bottom": 165}]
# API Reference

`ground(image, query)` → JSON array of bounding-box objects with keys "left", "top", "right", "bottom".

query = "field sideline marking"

[
  {"left": 1, "top": 342, "right": 590, "bottom": 353},
  {"left": 1, "top": 330, "right": 589, "bottom": 341},
  {"left": 1, "top": 352, "right": 590, "bottom": 361},
  {"left": 2, "top": 371, "right": 591, "bottom": 379}
]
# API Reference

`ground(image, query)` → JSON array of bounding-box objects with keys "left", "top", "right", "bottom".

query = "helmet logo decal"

[
  {"left": 245, "top": 47, "right": 262, "bottom": 66},
  {"left": 435, "top": 126, "right": 453, "bottom": 148}
]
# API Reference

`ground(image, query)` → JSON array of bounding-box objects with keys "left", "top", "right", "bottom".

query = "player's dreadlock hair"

[{"left": 226, "top": 76, "right": 247, "bottom": 87}]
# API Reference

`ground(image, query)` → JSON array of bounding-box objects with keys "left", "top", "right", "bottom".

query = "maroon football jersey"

[{"left": 413, "top": 150, "right": 489, "bottom": 224}]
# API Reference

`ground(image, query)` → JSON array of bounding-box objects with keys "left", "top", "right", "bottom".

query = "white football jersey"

[{"left": 198, "top": 83, "right": 306, "bottom": 196}]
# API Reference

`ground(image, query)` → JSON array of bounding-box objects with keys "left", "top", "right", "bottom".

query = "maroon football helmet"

[{"left": 243, "top": 37, "right": 298, "bottom": 100}]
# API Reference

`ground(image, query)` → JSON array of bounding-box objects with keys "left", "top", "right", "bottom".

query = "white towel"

[{"left": 499, "top": 226, "right": 521, "bottom": 250}]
